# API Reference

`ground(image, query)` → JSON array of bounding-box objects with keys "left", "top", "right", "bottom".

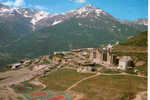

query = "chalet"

[{"left": 118, "top": 56, "right": 133, "bottom": 70}]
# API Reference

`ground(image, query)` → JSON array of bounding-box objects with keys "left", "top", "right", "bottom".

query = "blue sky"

[{"left": 0, "top": 0, "right": 148, "bottom": 20}]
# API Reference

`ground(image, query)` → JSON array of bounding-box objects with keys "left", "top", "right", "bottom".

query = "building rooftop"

[{"left": 119, "top": 56, "right": 132, "bottom": 62}]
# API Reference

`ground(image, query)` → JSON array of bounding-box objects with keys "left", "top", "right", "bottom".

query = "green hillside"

[
  {"left": 120, "top": 31, "right": 147, "bottom": 47},
  {"left": 113, "top": 31, "right": 148, "bottom": 76}
]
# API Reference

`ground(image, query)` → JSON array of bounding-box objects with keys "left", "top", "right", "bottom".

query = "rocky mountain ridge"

[{"left": 0, "top": 4, "right": 147, "bottom": 31}]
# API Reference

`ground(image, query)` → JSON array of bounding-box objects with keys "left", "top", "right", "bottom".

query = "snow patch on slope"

[
  {"left": 77, "top": 7, "right": 87, "bottom": 15},
  {"left": 0, "top": 7, "right": 14, "bottom": 15},
  {"left": 78, "top": 23, "right": 82, "bottom": 26},
  {"left": 31, "top": 11, "right": 49, "bottom": 25},
  {"left": 52, "top": 20, "right": 62, "bottom": 26},
  {"left": 95, "top": 9, "right": 103, "bottom": 16},
  {"left": 0, "top": 8, "right": 10, "bottom": 13}
]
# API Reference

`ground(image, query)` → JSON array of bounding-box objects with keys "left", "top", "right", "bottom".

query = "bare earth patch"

[
  {"left": 133, "top": 91, "right": 147, "bottom": 100},
  {"left": 135, "top": 61, "right": 145, "bottom": 66}
]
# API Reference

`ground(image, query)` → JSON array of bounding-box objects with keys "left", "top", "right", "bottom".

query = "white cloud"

[
  {"left": 2, "top": 0, "right": 25, "bottom": 7},
  {"left": 2, "top": 1, "right": 47, "bottom": 11},
  {"left": 76, "top": 0, "right": 86, "bottom": 3},
  {"left": 35, "top": 5, "right": 47, "bottom": 10},
  {"left": 15, "top": 0, "right": 24, "bottom": 6},
  {"left": 70, "top": 0, "right": 86, "bottom": 3}
]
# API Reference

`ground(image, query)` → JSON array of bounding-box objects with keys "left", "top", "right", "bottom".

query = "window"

[
  {"left": 103, "top": 53, "right": 107, "bottom": 61},
  {"left": 93, "top": 51, "right": 96, "bottom": 58}
]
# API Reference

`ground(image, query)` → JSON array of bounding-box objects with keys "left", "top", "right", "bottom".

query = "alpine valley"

[{"left": 0, "top": 4, "right": 147, "bottom": 67}]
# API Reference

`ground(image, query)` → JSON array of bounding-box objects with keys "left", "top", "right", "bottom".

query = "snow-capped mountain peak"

[
  {"left": 0, "top": 3, "right": 109, "bottom": 28},
  {"left": 76, "top": 4, "right": 97, "bottom": 14},
  {"left": 66, "top": 4, "right": 108, "bottom": 18},
  {"left": 0, "top": 3, "right": 50, "bottom": 25},
  {"left": 31, "top": 11, "right": 49, "bottom": 25},
  {"left": 83, "top": 4, "right": 96, "bottom": 9},
  {"left": 0, "top": 3, "right": 147, "bottom": 32}
]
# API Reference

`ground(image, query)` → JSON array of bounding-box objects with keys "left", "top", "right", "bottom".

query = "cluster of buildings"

[
  {"left": 8, "top": 59, "right": 32, "bottom": 69},
  {"left": 52, "top": 44, "right": 134, "bottom": 71},
  {"left": 8, "top": 56, "right": 47, "bottom": 70},
  {"left": 8, "top": 44, "right": 134, "bottom": 72},
  {"left": 89, "top": 44, "right": 134, "bottom": 70}
]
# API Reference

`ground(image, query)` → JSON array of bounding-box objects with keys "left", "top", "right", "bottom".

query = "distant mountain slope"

[
  {"left": 0, "top": 3, "right": 147, "bottom": 46},
  {"left": 120, "top": 31, "right": 147, "bottom": 47},
  {"left": 114, "top": 31, "right": 148, "bottom": 53},
  {"left": 0, "top": 16, "right": 33, "bottom": 45},
  {"left": 0, "top": 3, "right": 52, "bottom": 45},
  {"left": 119, "top": 18, "right": 148, "bottom": 26}
]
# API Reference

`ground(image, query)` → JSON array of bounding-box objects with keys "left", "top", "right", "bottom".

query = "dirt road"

[
  {"left": 65, "top": 72, "right": 147, "bottom": 92},
  {"left": 65, "top": 73, "right": 100, "bottom": 92}
]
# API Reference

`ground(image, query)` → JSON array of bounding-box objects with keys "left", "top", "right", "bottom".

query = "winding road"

[
  {"left": 65, "top": 72, "right": 147, "bottom": 92},
  {"left": 65, "top": 73, "right": 101, "bottom": 92}
]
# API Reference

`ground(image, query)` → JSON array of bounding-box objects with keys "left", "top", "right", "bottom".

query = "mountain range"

[{"left": 0, "top": 4, "right": 147, "bottom": 67}]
